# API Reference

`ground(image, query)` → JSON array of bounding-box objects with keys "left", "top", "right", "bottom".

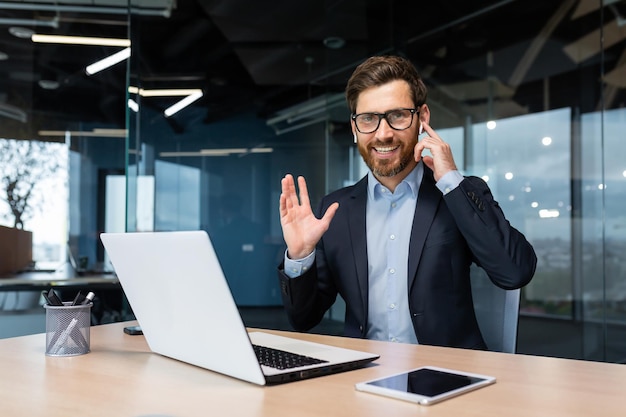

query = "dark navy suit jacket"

[{"left": 278, "top": 164, "right": 537, "bottom": 349}]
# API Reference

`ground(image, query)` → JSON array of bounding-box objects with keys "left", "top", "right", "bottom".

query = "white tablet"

[{"left": 355, "top": 366, "right": 496, "bottom": 405}]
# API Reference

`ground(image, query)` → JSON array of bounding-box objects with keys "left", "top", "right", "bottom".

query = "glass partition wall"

[
  {"left": 3, "top": 1, "right": 623, "bottom": 361},
  {"left": 121, "top": 1, "right": 626, "bottom": 362}
]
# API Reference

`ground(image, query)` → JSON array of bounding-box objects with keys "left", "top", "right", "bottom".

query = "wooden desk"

[{"left": 1, "top": 321, "right": 625, "bottom": 416}]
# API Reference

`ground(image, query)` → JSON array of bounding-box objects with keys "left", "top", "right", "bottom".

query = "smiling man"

[{"left": 277, "top": 55, "right": 537, "bottom": 349}]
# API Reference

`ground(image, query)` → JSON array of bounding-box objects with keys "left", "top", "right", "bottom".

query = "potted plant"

[{"left": 0, "top": 139, "right": 62, "bottom": 276}]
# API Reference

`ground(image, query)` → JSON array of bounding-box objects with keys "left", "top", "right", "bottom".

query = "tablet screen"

[
  {"left": 367, "top": 367, "right": 486, "bottom": 397},
  {"left": 356, "top": 366, "right": 496, "bottom": 405}
]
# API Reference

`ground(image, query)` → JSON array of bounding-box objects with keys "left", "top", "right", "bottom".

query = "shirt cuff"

[
  {"left": 284, "top": 249, "right": 315, "bottom": 278},
  {"left": 436, "top": 170, "right": 463, "bottom": 195}
]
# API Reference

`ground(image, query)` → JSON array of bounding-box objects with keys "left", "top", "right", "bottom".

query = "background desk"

[
  {"left": 0, "top": 272, "right": 119, "bottom": 292},
  {"left": 0, "top": 321, "right": 625, "bottom": 416},
  {"left": 0, "top": 272, "right": 122, "bottom": 338}
]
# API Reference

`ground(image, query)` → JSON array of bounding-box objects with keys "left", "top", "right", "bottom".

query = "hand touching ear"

[{"left": 414, "top": 122, "right": 458, "bottom": 182}]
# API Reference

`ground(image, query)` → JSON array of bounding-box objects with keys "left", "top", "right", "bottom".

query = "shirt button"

[
  {"left": 390, "top": 303, "right": 396, "bottom": 309},
  {"left": 391, "top": 337, "right": 398, "bottom": 342},
  {"left": 390, "top": 234, "right": 396, "bottom": 240},
  {"left": 389, "top": 268, "right": 395, "bottom": 274},
  {"left": 391, "top": 202, "right": 397, "bottom": 208}
]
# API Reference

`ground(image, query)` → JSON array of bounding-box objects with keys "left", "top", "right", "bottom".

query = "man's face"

[{"left": 353, "top": 80, "right": 419, "bottom": 179}]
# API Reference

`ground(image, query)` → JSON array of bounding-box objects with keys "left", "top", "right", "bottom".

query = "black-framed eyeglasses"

[{"left": 351, "top": 108, "right": 418, "bottom": 134}]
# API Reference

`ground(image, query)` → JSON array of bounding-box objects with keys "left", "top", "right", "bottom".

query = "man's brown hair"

[{"left": 345, "top": 55, "right": 428, "bottom": 114}]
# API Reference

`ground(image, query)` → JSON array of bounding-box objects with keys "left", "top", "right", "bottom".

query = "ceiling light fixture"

[
  {"left": 31, "top": 34, "right": 131, "bottom": 47},
  {"left": 38, "top": 79, "right": 59, "bottom": 90},
  {"left": 163, "top": 91, "right": 203, "bottom": 117},
  {"left": 160, "top": 147, "right": 273, "bottom": 158},
  {"left": 200, "top": 148, "right": 247, "bottom": 156},
  {"left": 128, "top": 87, "right": 203, "bottom": 97},
  {"left": 86, "top": 47, "right": 131, "bottom": 75},
  {"left": 266, "top": 93, "right": 346, "bottom": 135},
  {"left": 200, "top": 147, "right": 274, "bottom": 156},
  {"left": 128, "top": 99, "right": 139, "bottom": 112},
  {"left": 0, "top": 102, "right": 27, "bottom": 123},
  {"left": 323, "top": 36, "right": 346, "bottom": 49},
  {"left": 9, "top": 27, "right": 34, "bottom": 39},
  {"left": 38, "top": 128, "right": 127, "bottom": 138}
]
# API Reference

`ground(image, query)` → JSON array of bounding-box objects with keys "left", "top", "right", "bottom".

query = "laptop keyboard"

[{"left": 253, "top": 344, "right": 328, "bottom": 370}]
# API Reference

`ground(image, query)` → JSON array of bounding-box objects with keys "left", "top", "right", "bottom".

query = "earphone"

[
  {"left": 419, "top": 124, "right": 424, "bottom": 135},
  {"left": 353, "top": 133, "right": 357, "bottom": 143}
]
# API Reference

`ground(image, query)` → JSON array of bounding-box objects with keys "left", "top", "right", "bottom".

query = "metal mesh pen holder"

[{"left": 44, "top": 302, "right": 92, "bottom": 356}]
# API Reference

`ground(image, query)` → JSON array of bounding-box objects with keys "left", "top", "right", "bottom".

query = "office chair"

[{"left": 470, "top": 267, "right": 521, "bottom": 353}]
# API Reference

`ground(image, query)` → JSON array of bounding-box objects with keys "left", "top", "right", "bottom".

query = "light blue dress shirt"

[
  {"left": 284, "top": 163, "right": 464, "bottom": 344},
  {"left": 365, "top": 165, "right": 420, "bottom": 343}
]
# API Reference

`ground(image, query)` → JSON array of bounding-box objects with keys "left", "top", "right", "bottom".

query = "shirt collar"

[{"left": 367, "top": 162, "right": 423, "bottom": 200}]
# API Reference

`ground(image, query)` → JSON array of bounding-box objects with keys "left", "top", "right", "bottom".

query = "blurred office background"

[{"left": 1, "top": 0, "right": 625, "bottom": 363}]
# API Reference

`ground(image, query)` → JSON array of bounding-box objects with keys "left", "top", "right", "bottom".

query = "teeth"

[{"left": 374, "top": 145, "right": 398, "bottom": 153}]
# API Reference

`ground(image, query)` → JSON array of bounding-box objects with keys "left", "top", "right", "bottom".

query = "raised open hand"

[{"left": 279, "top": 174, "right": 339, "bottom": 259}]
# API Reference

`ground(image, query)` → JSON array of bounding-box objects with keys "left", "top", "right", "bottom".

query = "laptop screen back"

[{"left": 100, "top": 230, "right": 267, "bottom": 385}]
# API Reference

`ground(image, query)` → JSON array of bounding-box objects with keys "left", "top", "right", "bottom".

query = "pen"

[
  {"left": 81, "top": 292, "right": 95, "bottom": 305},
  {"left": 70, "top": 291, "right": 96, "bottom": 306},
  {"left": 45, "top": 291, "right": 95, "bottom": 354},
  {"left": 43, "top": 288, "right": 63, "bottom": 306},
  {"left": 50, "top": 317, "right": 78, "bottom": 355},
  {"left": 71, "top": 291, "right": 85, "bottom": 306}
]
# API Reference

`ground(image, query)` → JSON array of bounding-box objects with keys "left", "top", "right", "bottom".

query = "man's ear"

[
  {"left": 351, "top": 120, "right": 358, "bottom": 142},
  {"left": 419, "top": 104, "right": 431, "bottom": 125}
]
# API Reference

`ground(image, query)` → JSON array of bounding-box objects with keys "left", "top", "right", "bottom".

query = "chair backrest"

[{"left": 470, "top": 267, "right": 521, "bottom": 353}]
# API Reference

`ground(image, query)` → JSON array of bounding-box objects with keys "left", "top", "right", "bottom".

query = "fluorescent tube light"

[
  {"left": 38, "top": 129, "right": 127, "bottom": 138},
  {"left": 164, "top": 91, "right": 203, "bottom": 117},
  {"left": 129, "top": 87, "right": 203, "bottom": 97},
  {"left": 161, "top": 147, "right": 273, "bottom": 158},
  {"left": 32, "top": 34, "right": 131, "bottom": 47},
  {"left": 128, "top": 98, "right": 139, "bottom": 112},
  {"left": 200, "top": 147, "right": 273, "bottom": 155},
  {"left": 200, "top": 148, "right": 247, "bottom": 155},
  {"left": 160, "top": 152, "right": 207, "bottom": 157},
  {"left": 86, "top": 47, "right": 131, "bottom": 75}
]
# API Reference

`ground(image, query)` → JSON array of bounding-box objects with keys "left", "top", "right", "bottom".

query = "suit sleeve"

[
  {"left": 277, "top": 195, "right": 341, "bottom": 332},
  {"left": 277, "top": 253, "right": 340, "bottom": 332},
  {"left": 444, "top": 176, "right": 537, "bottom": 289}
]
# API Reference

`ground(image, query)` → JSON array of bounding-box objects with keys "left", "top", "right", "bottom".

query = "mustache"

[{"left": 370, "top": 141, "right": 400, "bottom": 147}]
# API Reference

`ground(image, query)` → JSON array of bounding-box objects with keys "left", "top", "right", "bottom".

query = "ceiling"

[{"left": 1, "top": 0, "right": 625, "bottom": 141}]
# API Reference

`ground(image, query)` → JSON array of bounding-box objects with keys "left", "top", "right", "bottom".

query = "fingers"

[
  {"left": 281, "top": 174, "right": 311, "bottom": 207},
  {"left": 413, "top": 123, "right": 457, "bottom": 180},
  {"left": 421, "top": 155, "right": 434, "bottom": 171},
  {"left": 281, "top": 174, "right": 300, "bottom": 207},
  {"left": 297, "top": 176, "right": 311, "bottom": 208},
  {"left": 320, "top": 202, "right": 339, "bottom": 226},
  {"left": 420, "top": 121, "right": 436, "bottom": 139}
]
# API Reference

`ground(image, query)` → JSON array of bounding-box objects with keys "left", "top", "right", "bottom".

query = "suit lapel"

[
  {"left": 348, "top": 177, "right": 369, "bottom": 316},
  {"left": 408, "top": 166, "right": 442, "bottom": 290}
]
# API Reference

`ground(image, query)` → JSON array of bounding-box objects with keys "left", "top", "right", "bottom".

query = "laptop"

[{"left": 100, "top": 230, "right": 379, "bottom": 385}]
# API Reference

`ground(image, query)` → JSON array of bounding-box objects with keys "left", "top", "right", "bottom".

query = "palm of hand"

[{"left": 281, "top": 203, "right": 328, "bottom": 259}]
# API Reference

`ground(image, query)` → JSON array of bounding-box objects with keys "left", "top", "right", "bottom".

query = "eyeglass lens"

[{"left": 354, "top": 109, "right": 415, "bottom": 133}]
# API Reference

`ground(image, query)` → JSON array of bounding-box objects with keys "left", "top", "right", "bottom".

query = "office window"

[
  {"left": 4, "top": 1, "right": 625, "bottom": 361},
  {"left": 0, "top": 139, "right": 68, "bottom": 269}
]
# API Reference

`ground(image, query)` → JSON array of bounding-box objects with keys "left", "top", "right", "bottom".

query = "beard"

[{"left": 358, "top": 141, "right": 415, "bottom": 178}]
